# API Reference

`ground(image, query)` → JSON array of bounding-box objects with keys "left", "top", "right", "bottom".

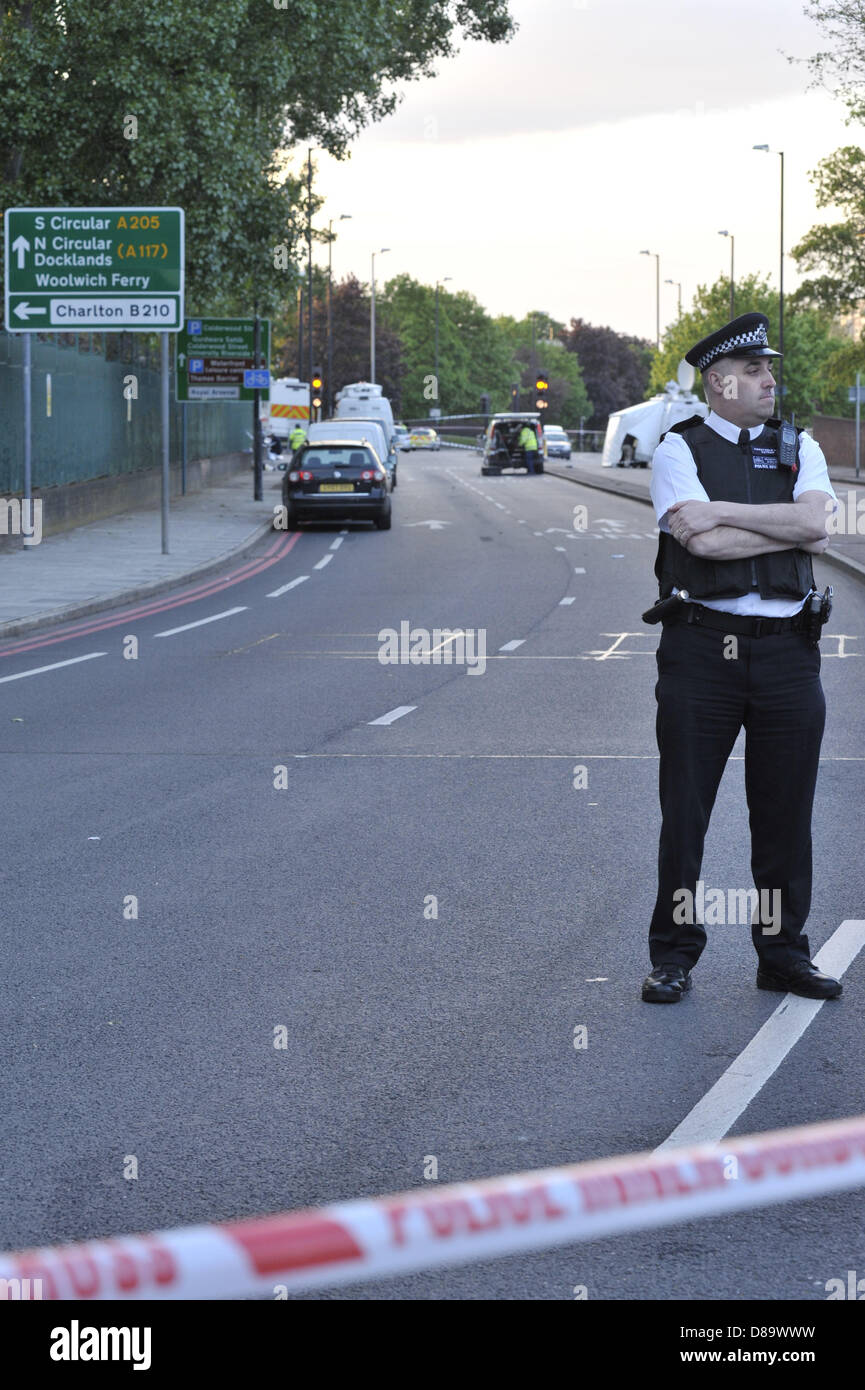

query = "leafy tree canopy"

[
  {"left": 0, "top": 1, "right": 514, "bottom": 313},
  {"left": 559, "top": 318, "right": 653, "bottom": 430}
]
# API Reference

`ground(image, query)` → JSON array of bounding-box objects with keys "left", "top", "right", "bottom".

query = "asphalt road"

[{"left": 1, "top": 448, "right": 863, "bottom": 1301}]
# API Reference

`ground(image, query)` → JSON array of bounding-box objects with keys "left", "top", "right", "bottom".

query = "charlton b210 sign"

[{"left": 4, "top": 206, "right": 184, "bottom": 331}]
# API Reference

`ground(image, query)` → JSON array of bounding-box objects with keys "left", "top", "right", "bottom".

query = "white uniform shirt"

[{"left": 650, "top": 409, "right": 837, "bottom": 617}]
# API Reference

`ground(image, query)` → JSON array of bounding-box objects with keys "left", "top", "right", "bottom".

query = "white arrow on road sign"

[
  {"left": 404, "top": 520, "right": 450, "bottom": 530},
  {"left": 12, "top": 235, "right": 29, "bottom": 269},
  {"left": 13, "top": 301, "right": 47, "bottom": 320}
]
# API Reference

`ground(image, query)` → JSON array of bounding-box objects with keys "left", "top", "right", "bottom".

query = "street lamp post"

[
  {"left": 664, "top": 278, "right": 682, "bottom": 317},
  {"left": 640, "top": 250, "right": 660, "bottom": 347},
  {"left": 753, "top": 145, "right": 785, "bottom": 403},
  {"left": 327, "top": 213, "right": 351, "bottom": 416},
  {"left": 718, "top": 230, "right": 735, "bottom": 318},
  {"left": 433, "top": 276, "right": 453, "bottom": 414},
  {"left": 370, "top": 246, "right": 390, "bottom": 384}
]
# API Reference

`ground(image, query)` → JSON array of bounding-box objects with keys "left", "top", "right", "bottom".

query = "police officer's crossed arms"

[{"left": 641, "top": 312, "right": 842, "bottom": 1004}]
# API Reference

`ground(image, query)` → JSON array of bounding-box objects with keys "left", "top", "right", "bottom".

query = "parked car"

[
  {"left": 393, "top": 423, "right": 411, "bottom": 451},
  {"left": 543, "top": 425, "right": 572, "bottom": 459},
  {"left": 280, "top": 441, "right": 391, "bottom": 529},
  {"left": 481, "top": 413, "right": 546, "bottom": 474},
  {"left": 306, "top": 419, "right": 397, "bottom": 489},
  {"left": 409, "top": 426, "right": 440, "bottom": 451}
]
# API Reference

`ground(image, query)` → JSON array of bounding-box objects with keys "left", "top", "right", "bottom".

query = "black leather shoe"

[
  {"left": 642, "top": 965, "right": 691, "bottom": 1003},
  {"left": 756, "top": 960, "right": 842, "bottom": 999}
]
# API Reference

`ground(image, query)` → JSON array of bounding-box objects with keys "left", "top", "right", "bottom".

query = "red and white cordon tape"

[{"left": 3, "top": 1113, "right": 865, "bottom": 1300}]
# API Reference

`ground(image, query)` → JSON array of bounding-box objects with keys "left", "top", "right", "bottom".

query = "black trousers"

[{"left": 649, "top": 619, "right": 826, "bottom": 971}]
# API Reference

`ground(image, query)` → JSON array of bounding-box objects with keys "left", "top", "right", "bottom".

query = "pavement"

[
  {"left": 2, "top": 447, "right": 864, "bottom": 641},
  {"left": 0, "top": 462, "right": 283, "bottom": 638}
]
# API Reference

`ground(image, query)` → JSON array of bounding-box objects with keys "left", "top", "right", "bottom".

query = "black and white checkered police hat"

[{"left": 685, "top": 312, "right": 782, "bottom": 372}]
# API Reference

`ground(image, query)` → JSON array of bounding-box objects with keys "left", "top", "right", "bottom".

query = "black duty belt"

[{"left": 643, "top": 592, "right": 809, "bottom": 638}]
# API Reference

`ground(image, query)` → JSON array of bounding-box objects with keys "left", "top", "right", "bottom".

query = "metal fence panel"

[{"left": 0, "top": 331, "right": 250, "bottom": 494}]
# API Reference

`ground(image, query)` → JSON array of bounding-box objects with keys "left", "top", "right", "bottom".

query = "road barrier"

[{"left": 2, "top": 1112, "right": 864, "bottom": 1299}]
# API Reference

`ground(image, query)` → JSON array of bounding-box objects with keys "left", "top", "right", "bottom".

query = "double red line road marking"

[{"left": 0, "top": 530, "right": 302, "bottom": 660}]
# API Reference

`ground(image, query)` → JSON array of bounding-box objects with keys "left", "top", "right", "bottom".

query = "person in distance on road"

[
  {"left": 518, "top": 422, "right": 539, "bottom": 474},
  {"left": 641, "top": 311, "right": 842, "bottom": 1004}
]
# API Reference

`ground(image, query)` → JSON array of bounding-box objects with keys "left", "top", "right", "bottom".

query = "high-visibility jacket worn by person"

[
  {"left": 518, "top": 426, "right": 538, "bottom": 452},
  {"left": 289, "top": 425, "right": 307, "bottom": 451}
]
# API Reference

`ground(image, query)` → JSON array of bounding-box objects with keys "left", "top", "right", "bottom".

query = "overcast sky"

[{"left": 310, "top": 0, "right": 854, "bottom": 341}]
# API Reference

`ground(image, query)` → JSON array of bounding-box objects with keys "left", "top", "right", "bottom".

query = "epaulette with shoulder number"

[{"left": 659, "top": 413, "right": 705, "bottom": 444}]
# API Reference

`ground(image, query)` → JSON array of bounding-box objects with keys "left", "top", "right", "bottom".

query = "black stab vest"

[{"left": 654, "top": 415, "right": 815, "bottom": 601}]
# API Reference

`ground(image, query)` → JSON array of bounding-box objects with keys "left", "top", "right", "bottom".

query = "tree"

[
  {"left": 648, "top": 273, "right": 848, "bottom": 424},
  {"left": 380, "top": 274, "right": 515, "bottom": 418},
  {"left": 559, "top": 319, "right": 653, "bottom": 429},
  {"left": 0, "top": 1, "right": 515, "bottom": 315},
  {"left": 787, "top": 5, "right": 865, "bottom": 313},
  {"left": 492, "top": 311, "right": 592, "bottom": 426}
]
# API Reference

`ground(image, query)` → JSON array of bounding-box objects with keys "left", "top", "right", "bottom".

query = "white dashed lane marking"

[
  {"left": 499, "top": 639, "right": 525, "bottom": 652},
  {"left": 267, "top": 576, "right": 309, "bottom": 598},
  {"left": 0, "top": 652, "right": 107, "bottom": 683},
  {"left": 559, "top": 597, "right": 576, "bottom": 606},
  {"left": 368, "top": 705, "right": 417, "bottom": 726},
  {"left": 314, "top": 553, "right": 334, "bottom": 570},
  {"left": 155, "top": 607, "right": 247, "bottom": 638}
]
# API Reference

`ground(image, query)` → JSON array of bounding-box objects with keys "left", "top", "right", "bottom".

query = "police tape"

[{"left": 3, "top": 1112, "right": 865, "bottom": 1300}]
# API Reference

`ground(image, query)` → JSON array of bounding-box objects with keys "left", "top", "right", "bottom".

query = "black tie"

[{"left": 738, "top": 428, "right": 750, "bottom": 448}]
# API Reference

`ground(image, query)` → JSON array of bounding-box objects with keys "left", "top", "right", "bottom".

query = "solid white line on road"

[
  {"left": 559, "top": 597, "right": 577, "bottom": 606},
  {"left": 314, "top": 553, "right": 334, "bottom": 570},
  {"left": 267, "top": 575, "right": 309, "bottom": 598},
  {"left": 654, "top": 920, "right": 865, "bottom": 1152},
  {"left": 154, "top": 608, "right": 247, "bottom": 638},
  {"left": 0, "top": 651, "right": 106, "bottom": 684},
  {"left": 368, "top": 705, "right": 417, "bottom": 726},
  {"left": 574, "top": 567, "right": 586, "bottom": 574},
  {"left": 499, "top": 639, "right": 525, "bottom": 652},
  {"left": 330, "top": 536, "right": 345, "bottom": 551}
]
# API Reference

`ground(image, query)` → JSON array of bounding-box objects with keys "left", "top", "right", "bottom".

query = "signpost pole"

[
  {"left": 253, "top": 308, "right": 263, "bottom": 501},
  {"left": 181, "top": 402, "right": 187, "bottom": 496},
  {"left": 857, "top": 372, "right": 861, "bottom": 482},
  {"left": 23, "top": 332, "right": 32, "bottom": 542},
  {"left": 161, "top": 331, "right": 170, "bottom": 553}
]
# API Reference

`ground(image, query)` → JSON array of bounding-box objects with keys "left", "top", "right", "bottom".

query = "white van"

[
  {"left": 306, "top": 420, "right": 397, "bottom": 489},
  {"left": 333, "top": 382, "right": 395, "bottom": 443}
]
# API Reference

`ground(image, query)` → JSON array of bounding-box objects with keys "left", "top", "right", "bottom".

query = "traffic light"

[
  {"left": 535, "top": 375, "right": 549, "bottom": 411},
  {"left": 510, "top": 382, "right": 520, "bottom": 410},
  {"left": 480, "top": 391, "right": 490, "bottom": 418},
  {"left": 311, "top": 370, "right": 323, "bottom": 419}
]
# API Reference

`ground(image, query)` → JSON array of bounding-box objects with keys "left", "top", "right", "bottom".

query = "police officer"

[
  {"left": 289, "top": 422, "right": 307, "bottom": 456},
  {"left": 642, "top": 312, "right": 842, "bottom": 1003}
]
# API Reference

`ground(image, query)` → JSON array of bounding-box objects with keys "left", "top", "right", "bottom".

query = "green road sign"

[
  {"left": 4, "top": 206, "right": 184, "bottom": 331},
  {"left": 176, "top": 318, "right": 270, "bottom": 402}
]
